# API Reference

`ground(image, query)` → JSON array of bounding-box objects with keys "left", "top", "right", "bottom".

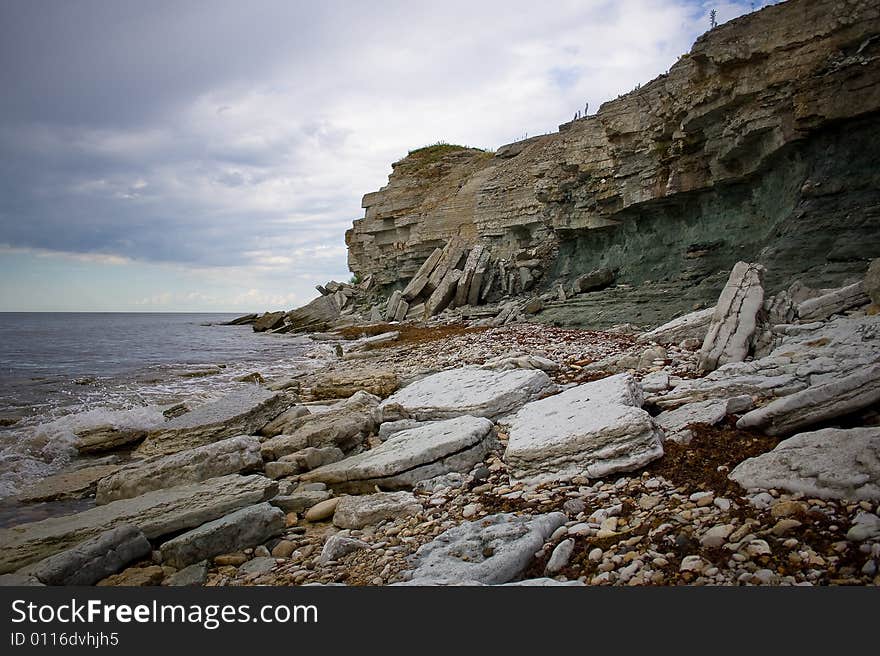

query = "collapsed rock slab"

[
  {"left": 636, "top": 306, "right": 716, "bottom": 345},
  {"left": 571, "top": 268, "right": 614, "bottom": 294},
  {"left": 333, "top": 491, "right": 423, "bottom": 529},
  {"left": 656, "top": 395, "right": 753, "bottom": 442},
  {"left": 252, "top": 311, "right": 286, "bottom": 332},
  {"left": 797, "top": 281, "right": 870, "bottom": 322},
  {"left": 402, "top": 248, "right": 443, "bottom": 301},
  {"left": 160, "top": 502, "right": 285, "bottom": 569},
  {"left": 402, "top": 512, "right": 566, "bottom": 585},
  {"left": 698, "top": 262, "right": 765, "bottom": 373},
  {"left": 309, "top": 368, "right": 399, "bottom": 400},
  {"left": 504, "top": 373, "right": 663, "bottom": 483},
  {"left": 259, "top": 405, "right": 311, "bottom": 437},
  {"left": 379, "top": 366, "right": 555, "bottom": 421},
  {"left": 302, "top": 416, "right": 494, "bottom": 493},
  {"left": 73, "top": 426, "right": 147, "bottom": 454},
  {"left": 736, "top": 364, "right": 880, "bottom": 435},
  {"left": 0, "top": 474, "right": 277, "bottom": 574},
  {"left": 25, "top": 525, "right": 151, "bottom": 586},
  {"left": 260, "top": 391, "right": 379, "bottom": 461},
  {"left": 96, "top": 435, "right": 263, "bottom": 504},
  {"left": 135, "top": 388, "right": 292, "bottom": 457},
  {"left": 729, "top": 427, "right": 880, "bottom": 501},
  {"left": 16, "top": 464, "right": 122, "bottom": 503}
]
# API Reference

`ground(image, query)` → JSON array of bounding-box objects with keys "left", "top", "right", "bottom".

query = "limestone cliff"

[{"left": 346, "top": 0, "right": 880, "bottom": 328}]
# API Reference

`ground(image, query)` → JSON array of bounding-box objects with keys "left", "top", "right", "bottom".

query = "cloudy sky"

[{"left": 0, "top": 0, "right": 778, "bottom": 312}]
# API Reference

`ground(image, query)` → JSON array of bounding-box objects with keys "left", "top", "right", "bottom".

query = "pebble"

[
  {"left": 700, "top": 524, "right": 735, "bottom": 548},
  {"left": 680, "top": 555, "right": 707, "bottom": 573},
  {"left": 588, "top": 548, "right": 604, "bottom": 562},
  {"left": 462, "top": 504, "right": 479, "bottom": 518},
  {"left": 545, "top": 539, "right": 575, "bottom": 574},
  {"left": 305, "top": 497, "right": 340, "bottom": 522}
]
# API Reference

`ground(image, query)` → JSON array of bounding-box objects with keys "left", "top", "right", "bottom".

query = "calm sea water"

[{"left": 0, "top": 313, "right": 325, "bottom": 497}]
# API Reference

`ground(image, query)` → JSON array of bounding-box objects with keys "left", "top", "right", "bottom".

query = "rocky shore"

[{"left": 1, "top": 259, "right": 878, "bottom": 587}]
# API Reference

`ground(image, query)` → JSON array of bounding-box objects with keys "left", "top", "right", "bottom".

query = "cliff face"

[{"left": 346, "top": 0, "right": 880, "bottom": 328}]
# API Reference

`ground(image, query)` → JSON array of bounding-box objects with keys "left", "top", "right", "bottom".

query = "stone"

[
  {"left": 304, "top": 498, "right": 340, "bottom": 522},
  {"left": 503, "top": 374, "right": 663, "bottom": 483},
  {"left": 797, "top": 281, "right": 870, "bottom": 321},
  {"left": 385, "top": 290, "right": 403, "bottom": 321},
  {"left": 679, "top": 555, "right": 708, "bottom": 573},
  {"left": 480, "top": 353, "right": 559, "bottom": 372},
  {"left": 425, "top": 238, "right": 466, "bottom": 297},
  {"left": 700, "top": 524, "right": 735, "bottom": 549},
  {"left": 97, "top": 565, "right": 165, "bottom": 587},
  {"left": 285, "top": 294, "right": 343, "bottom": 333},
  {"left": 402, "top": 512, "right": 566, "bottom": 585},
  {"left": 637, "top": 307, "right": 716, "bottom": 345},
  {"left": 378, "top": 419, "right": 424, "bottom": 440},
  {"left": 571, "top": 268, "right": 614, "bottom": 295},
  {"left": 23, "top": 525, "right": 151, "bottom": 586},
  {"left": 319, "top": 535, "right": 369, "bottom": 564},
  {"left": 260, "top": 391, "right": 379, "bottom": 460},
  {"left": 345, "top": 331, "right": 400, "bottom": 353},
  {"left": 15, "top": 464, "right": 121, "bottom": 503},
  {"left": 424, "top": 268, "right": 462, "bottom": 318},
  {"left": 523, "top": 298, "right": 544, "bottom": 314},
  {"left": 736, "top": 365, "right": 880, "bottom": 435},
  {"left": 270, "top": 491, "right": 332, "bottom": 514},
  {"left": 302, "top": 416, "right": 495, "bottom": 493},
  {"left": 214, "top": 553, "right": 248, "bottom": 567},
  {"left": 846, "top": 513, "right": 880, "bottom": 541},
  {"left": 252, "top": 311, "right": 286, "bottom": 332},
  {"left": 698, "top": 262, "right": 765, "bottom": 373},
  {"left": 454, "top": 245, "right": 486, "bottom": 307},
  {"left": 402, "top": 248, "right": 443, "bottom": 301},
  {"left": 160, "top": 502, "right": 285, "bottom": 569},
  {"left": 394, "top": 299, "right": 411, "bottom": 322},
  {"left": 259, "top": 405, "right": 311, "bottom": 437},
  {"left": 655, "top": 396, "right": 753, "bottom": 440},
  {"left": 271, "top": 540, "right": 296, "bottom": 558},
  {"left": 379, "top": 366, "right": 555, "bottom": 421},
  {"left": 238, "top": 557, "right": 277, "bottom": 576},
  {"left": 223, "top": 313, "right": 258, "bottom": 326},
  {"left": 729, "top": 427, "right": 880, "bottom": 501},
  {"left": 866, "top": 259, "right": 880, "bottom": 306},
  {"left": 640, "top": 371, "right": 670, "bottom": 394},
  {"left": 369, "top": 306, "right": 383, "bottom": 323},
  {"left": 96, "top": 435, "right": 263, "bottom": 504},
  {"left": 165, "top": 560, "right": 209, "bottom": 586},
  {"left": 135, "top": 388, "right": 292, "bottom": 457},
  {"left": 333, "top": 492, "right": 423, "bottom": 529},
  {"left": 0, "top": 474, "right": 277, "bottom": 574},
  {"left": 545, "top": 538, "right": 575, "bottom": 574},
  {"left": 310, "top": 369, "right": 399, "bottom": 400},
  {"left": 265, "top": 461, "right": 299, "bottom": 479},
  {"left": 73, "top": 426, "right": 147, "bottom": 454}
]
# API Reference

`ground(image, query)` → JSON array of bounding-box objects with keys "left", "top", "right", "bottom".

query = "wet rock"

[
  {"left": 302, "top": 416, "right": 494, "bottom": 493},
  {"left": 23, "top": 525, "right": 151, "bottom": 586},
  {"left": 96, "top": 435, "right": 262, "bottom": 504},
  {"left": 401, "top": 512, "right": 566, "bottom": 585},
  {"left": 136, "top": 388, "right": 292, "bottom": 457},
  {"left": 0, "top": 474, "right": 277, "bottom": 574},
  {"left": 253, "top": 311, "right": 286, "bottom": 332},
  {"left": 73, "top": 426, "right": 147, "bottom": 455},
  {"left": 379, "top": 366, "right": 555, "bottom": 421},
  {"left": 160, "top": 502, "right": 285, "bottom": 569},
  {"left": 16, "top": 464, "right": 122, "bottom": 503},
  {"left": 504, "top": 373, "right": 663, "bottom": 483},
  {"left": 333, "top": 492, "right": 423, "bottom": 530},
  {"left": 729, "top": 427, "right": 880, "bottom": 501}
]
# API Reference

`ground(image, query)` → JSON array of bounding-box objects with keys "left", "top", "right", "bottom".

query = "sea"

[{"left": 0, "top": 313, "right": 326, "bottom": 500}]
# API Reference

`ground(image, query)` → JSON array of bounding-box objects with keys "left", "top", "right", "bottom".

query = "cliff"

[{"left": 346, "top": 0, "right": 880, "bottom": 328}]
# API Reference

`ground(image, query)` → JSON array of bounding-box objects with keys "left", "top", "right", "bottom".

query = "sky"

[{"left": 0, "top": 0, "right": 780, "bottom": 312}]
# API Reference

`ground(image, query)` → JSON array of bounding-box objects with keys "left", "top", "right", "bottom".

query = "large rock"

[
  {"left": 636, "top": 307, "right": 716, "bottom": 345},
  {"left": 160, "top": 502, "right": 285, "bottom": 569},
  {"left": 258, "top": 405, "right": 311, "bottom": 437},
  {"left": 402, "top": 513, "right": 566, "bottom": 585},
  {"left": 797, "top": 281, "right": 870, "bottom": 321},
  {"left": 866, "top": 259, "right": 880, "bottom": 306},
  {"left": 252, "top": 311, "right": 286, "bottom": 332},
  {"left": 310, "top": 368, "right": 399, "bottom": 400},
  {"left": 96, "top": 435, "right": 263, "bottom": 504},
  {"left": 260, "top": 391, "right": 379, "bottom": 461},
  {"left": 729, "top": 427, "right": 880, "bottom": 500},
  {"left": 379, "top": 366, "right": 555, "bottom": 421},
  {"left": 302, "top": 416, "right": 495, "bottom": 493},
  {"left": 698, "top": 262, "right": 765, "bottom": 373},
  {"left": 424, "top": 268, "right": 462, "bottom": 317},
  {"left": 656, "top": 395, "right": 753, "bottom": 442},
  {"left": 16, "top": 464, "right": 122, "bottom": 503},
  {"left": 571, "top": 268, "right": 614, "bottom": 294},
  {"left": 454, "top": 245, "right": 486, "bottom": 307},
  {"left": 0, "top": 474, "right": 277, "bottom": 574},
  {"left": 285, "top": 294, "right": 342, "bottom": 333},
  {"left": 384, "top": 290, "right": 403, "bottom": 321},
  {"left": 73, "top": 426, "right": 147, "bottom": 454},
  {"left": 401, "top": 248, "right": 443, "bottom": 301},
  {"left": 503, "top": 373, "right": 663, "bottom": 482},
  {"left": 736, "top": 365, "right": 880, "bottom": 435},
  {"left": 135, "top": 388, "right": 291, "bottom": 457},
  {"left": 24, "top": 525, "right": 151, "bottom": 586},
  {"left": 333, "top": 492, "right": 423, "bottom": 529}
]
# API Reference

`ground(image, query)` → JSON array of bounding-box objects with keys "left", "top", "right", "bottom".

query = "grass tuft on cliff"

[{"left": 401, "top": 141, "right": 493, "bottom": 178}]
